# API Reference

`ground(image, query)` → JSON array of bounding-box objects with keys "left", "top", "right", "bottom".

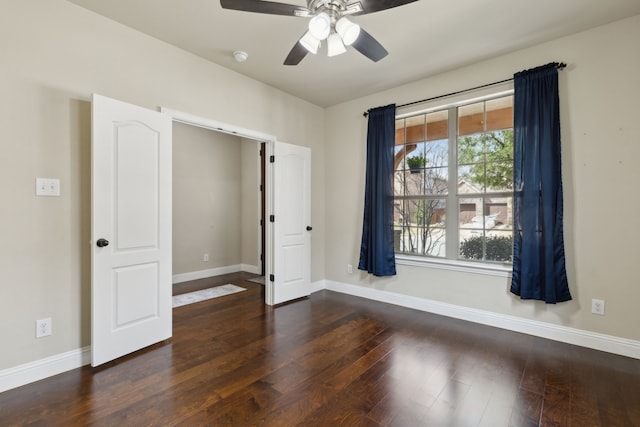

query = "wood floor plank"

[
  {"left": 1, "top": 273, "right": 640, "bottom": 426},
  {"left": 540, "top": 385, "right": 570, "bottom": 426},
  {"left": 509, "top": 387, "right": 543, "bottom": 426}
]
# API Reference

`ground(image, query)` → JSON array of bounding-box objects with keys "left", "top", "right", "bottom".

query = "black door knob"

[
  {"left": 96, "top": 238, "right": 109, "bottom": 248},
  {"left": 306, "top": 226, "right": 313, "bottom": 231}
]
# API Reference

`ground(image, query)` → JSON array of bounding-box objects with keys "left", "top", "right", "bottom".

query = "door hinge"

[
  {"left": 259, "top": 184, "right": 263, "bottom": 192},
  {"left": 270, "top": 215, "right": 275, "bottom": 222},
  {"left": 270, "top": 155, "right": 275, "bottom": 163},
  {"left": 259, "top": 219, "right": 263, "bottom": 226},
  {"left": 269, "top": 274, "right": 275, "bottom": 282}
]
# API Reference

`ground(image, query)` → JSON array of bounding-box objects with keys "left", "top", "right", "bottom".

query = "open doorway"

[
  {"left": 170, "top": 122, "right": 266, "bottom": 300},
  {"left": 162, "top": 107, "right": 312, "bottom": 306}
]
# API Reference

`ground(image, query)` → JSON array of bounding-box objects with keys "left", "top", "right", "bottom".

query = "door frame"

[
  {"left": 160, "top": 108, "right": 278, "bottom": 305},
  {"left": 260, "top": 142, "right": 266, "bottom": 277}
]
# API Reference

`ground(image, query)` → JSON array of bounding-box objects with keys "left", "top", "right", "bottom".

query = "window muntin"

[{"left": 394, "top": 95, "right": 514, "bottom": 263}]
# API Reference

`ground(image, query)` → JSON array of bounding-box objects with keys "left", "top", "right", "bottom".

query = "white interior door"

[
  {"left": 91, "top": 94, "right": 172, "bottom": 367},
  {"left": 268, "top": 141, "right": 311, "bottom": 305}
]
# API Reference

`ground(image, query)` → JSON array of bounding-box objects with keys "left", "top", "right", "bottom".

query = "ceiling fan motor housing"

[{"left": 308, "top": 0, "right": 362, "bottom": 17}]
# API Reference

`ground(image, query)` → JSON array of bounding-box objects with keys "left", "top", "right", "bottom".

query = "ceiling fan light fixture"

[
  {"left": 308, "top": 12, "right": 331, "bottom": 40},
  {"left": 299, "top": 31, "right": 320, "bottom": 54},
  {"left": 327, "top": 32, "right": 346, "bottom": 57},
  {"left": 336, "top": 17, "right": 360, "bottom": 46}
]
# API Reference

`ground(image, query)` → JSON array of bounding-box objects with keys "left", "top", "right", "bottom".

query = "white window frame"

[{"left": 394, "top": 89, "right": 514, "bottom": 277}]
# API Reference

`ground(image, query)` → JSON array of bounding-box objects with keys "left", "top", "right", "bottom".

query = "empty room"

[{"left": 1, "top": 0, "right": 640, "bottom": 425}]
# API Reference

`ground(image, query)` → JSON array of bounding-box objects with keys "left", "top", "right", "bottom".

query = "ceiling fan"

[{"left": 220, "top": 0, "right": 418, "bottom": 65}]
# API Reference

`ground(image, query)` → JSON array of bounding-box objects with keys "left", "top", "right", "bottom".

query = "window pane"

[
  {"left": 459, "top": 197, "right": 483, "bottom": 233},
  {"left": 403, "top": 169, "right": 424, "bottom": 196},
  {"left": 459, "top": 232, "right": 513, "bottom": 262},
  {"left": 458, "top": 163, "right": 485, "bottom": 194},
  {"left": 405, "top": 115, "right": 426, "bottom": 144},
  {"left": 484, "top": 197, "right": 513, "bottom": 229},
  {"left": 406, "top": 142, "right": 426, "bottom": 173},
  {"left": 484, "top": 129, "right": 513, "bottom": 192},
  {"left": 486, "top": 160, "right": 513, "bottom": 192},
  {"left": 485, "top": 96, "right": 513, "bottom": 131},
  {"left": 394, "top": 170, "right": 407, "bottom": 197},
  {"left": 458, "top": 102, "right": 484, "bottom": 136},
  {"left": 395, "top": 118, "right": 406, "bottom": 146},
  {"left": 484, "top": 130, "right": 513, "bottom": 161},
  {"left": 395, "top": 198, "right": 446, "bottom": 257},
  {"left": 395, "top": 118, "right": 408, "bottom": 172},
  {"left": 426, "top": 110, "right": 448, "bottom": 141},
  {"left": 419, "top": 225, "right": 446, "bottom": 257},
  {"left": 424, "top": 167, "right": 448, "bottom": 195},
  {"left": 458, "top": 196, "right": 513, "bottom": 262},
  {"left": 459, "top": 233, "right": 513, "bottom": 262},
  {"left": 425, "top": 138, "right": 448, "bottom": 168},
  {"left": 402, "top": 167, "right": 449, "bottom": 196},
  {"left": 458, "top": 133, "right": 484, "bottom": 165},
  {"left": 484, "top": 230, "right": 513, "bottom": 262}
]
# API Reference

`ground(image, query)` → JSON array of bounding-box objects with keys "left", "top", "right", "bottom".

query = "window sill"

[{"left": 395, "top": 254, "right": 512, "bottom": 278}]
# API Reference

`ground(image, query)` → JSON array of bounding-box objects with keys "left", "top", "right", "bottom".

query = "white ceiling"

[{"left": 68, "top": 0, "right": 640, "bottom": 107}]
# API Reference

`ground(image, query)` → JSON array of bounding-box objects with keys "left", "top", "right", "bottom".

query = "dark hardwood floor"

[{"left": 2, "top": 272, "right": 639, "bottom": 426}]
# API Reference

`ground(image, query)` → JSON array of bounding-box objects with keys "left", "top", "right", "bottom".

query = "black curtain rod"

[{"left": 363, "top": 62, "right": 566, "bottom": 117}]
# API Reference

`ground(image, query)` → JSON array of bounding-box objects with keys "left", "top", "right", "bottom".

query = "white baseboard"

[
  {"left": 310, "top": 279, "right": 325, "bottom": 294},
  {"left": 0, "top": 346, "right": 91, "bottom": 394},
  {"left": 322, "top": 280, "right": 640, "bottom": 360},
  {"left": 172, "top": 264, "right": 260, "bottom": 284},
  {"left": 240, "top": 264, "right": 261, "bottom": 275}
]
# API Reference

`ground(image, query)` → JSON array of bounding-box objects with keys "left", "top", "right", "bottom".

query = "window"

[{"left": 394, "top": 94, "right": 514, "bottom": 265}]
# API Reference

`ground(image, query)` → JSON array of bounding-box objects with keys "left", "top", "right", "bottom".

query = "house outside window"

[{"left": 394, "top": 94, "right": 514, "bottom": 264}]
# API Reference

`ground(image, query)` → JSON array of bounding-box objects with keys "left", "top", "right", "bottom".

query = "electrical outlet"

[
  {"left": 203, "top": 253, "right": 209, "bottom": 262},
  {"left": 36, "top": 318, "right": 52, "bottom": 338},
  {"left": 591, "top": 299, "right": 605, "bottom": 316},
  {"left": 347, "top": 264, "right": 353, "bottom": 274},
  {"left": 35, "top": 178, "right": 61, "bottom": 197}
]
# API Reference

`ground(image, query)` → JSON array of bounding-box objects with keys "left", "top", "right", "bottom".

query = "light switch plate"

[{"left": 36, "top": 178, "right": 61, "bottom": 196}]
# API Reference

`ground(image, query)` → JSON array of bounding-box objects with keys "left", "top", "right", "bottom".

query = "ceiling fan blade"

[
  {"left": 220, "top": 0, "right": 311, "bottom": 17},
  {"left": 283, "top": 37, "right": 309, "bottom": 65},
  {"left": 349, "top": 0, "right": 419, "bottom": 15},
  {"left": 351, "top": 28, "right": 388, "bottom": 62}
]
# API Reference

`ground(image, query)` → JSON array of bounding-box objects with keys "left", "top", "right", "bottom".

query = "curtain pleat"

[
  {"left": 358, "top": 104, "right": 397, "bottom": 277},
  {"left": 511, "top": 63, "right": 571, "bottom": 303}
]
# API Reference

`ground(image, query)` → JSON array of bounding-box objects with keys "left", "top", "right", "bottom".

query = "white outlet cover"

[
  {"left": 36, "top": 317, "right": 52, "bottom": 338},
  {"left": 36, "top": 178, "right": 61, "bottom": 197},
  {"left": 591, "top": 299, "right": 605, "bottom": 315}
]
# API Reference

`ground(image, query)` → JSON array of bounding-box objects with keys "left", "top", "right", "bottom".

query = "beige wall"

[
  {"left": 324, "top": 15, "right": 640, "bottom": 341},
  {"left": 0, "top": 0, "right": 325, "bottom": 370},
  {"left": 173, "top": 122, "right": 245, "bottom": 275},
  {"left": 173, "top": 126, "right": 262, "bottom": 277}
]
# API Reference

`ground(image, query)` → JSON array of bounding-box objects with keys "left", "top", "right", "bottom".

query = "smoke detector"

[{"left": 233, "top": 51, "right": 248, "bottom": 63}]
